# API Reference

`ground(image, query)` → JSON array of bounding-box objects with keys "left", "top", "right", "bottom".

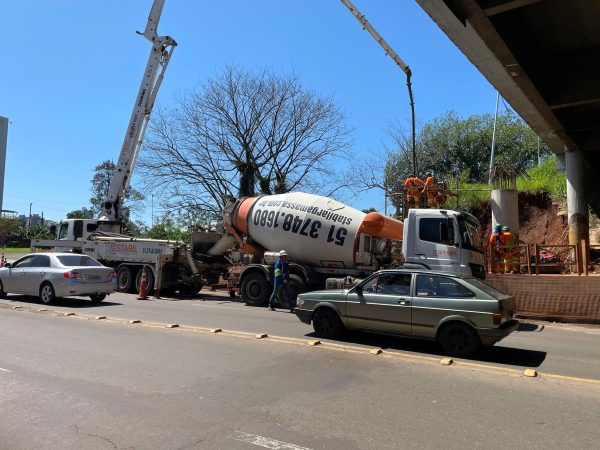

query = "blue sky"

[{"left": 1, "top": 0, "right": 497, "bottom": 224}]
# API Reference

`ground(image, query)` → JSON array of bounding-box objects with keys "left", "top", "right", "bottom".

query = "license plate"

[{"left": 88, "top": 275, "right": 101, "bottom": 280}]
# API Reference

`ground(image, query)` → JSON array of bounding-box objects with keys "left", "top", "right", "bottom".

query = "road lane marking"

[
  {"left": 232, "top": 431, "right": 313, "bottom": 450},
  {"left": 0, "top": 367, "right": 12, "bottom": 373},
  {"left": 3, "top": 302, "right": 600, "bottom": 386}
]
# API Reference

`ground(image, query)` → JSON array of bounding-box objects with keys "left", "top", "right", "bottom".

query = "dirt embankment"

[{"left": 471, "top": 191, "right": 568, "bottom": 245}]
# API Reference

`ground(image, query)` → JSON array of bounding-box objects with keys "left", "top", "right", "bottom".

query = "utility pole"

[
  {"left": 339, "top": 0, "right": 416, "bottom": 174},
  {"left": 28, "top": 202, "right": 32, "bottom": 229},
  {"left": 488, "top": 92, "right": 500, "bottom": 185}
]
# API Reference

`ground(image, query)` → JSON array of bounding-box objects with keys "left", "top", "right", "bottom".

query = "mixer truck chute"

[{"left": 220, "top": 192, "right": 485, "bottom": 307}]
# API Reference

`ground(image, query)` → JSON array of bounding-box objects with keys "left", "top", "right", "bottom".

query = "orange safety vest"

[{"left": 404, "top": 177, "right": 423, "bottom": 193}]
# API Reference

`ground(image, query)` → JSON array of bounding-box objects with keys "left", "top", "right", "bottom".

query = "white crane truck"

[
  {"left": 218, "top": 192, "right": 485, "bottom": 307},
  {"left": 31, "top": 0, "right": 229, "bottom": 295}
]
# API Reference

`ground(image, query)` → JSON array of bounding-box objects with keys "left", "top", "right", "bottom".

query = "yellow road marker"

[
  {"left": 440, "top": 358, "right": 454, "bottom": 365},
  {"left": 166, "top": 323, "right": 179, "bottom": 328},
  {"left": 308, "top": 340, "right": 321, "bottom": 346},
  {"left": 370, "top": 348, "right": 383, "bottom": 355},
  {"left": 210, "top": 328, "right": 222, "bottom": 333},
  {"left": 255, "top": 333, "right": 268, "bottom": 339},
  {"left": 524, "top": 369, "right": 538, "bottom": 377},
  {"left": 128, "top": 319, "right": 141, "bottom": 324}
]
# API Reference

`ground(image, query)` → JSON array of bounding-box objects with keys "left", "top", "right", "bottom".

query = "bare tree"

[{"left": 139, "top": 66, "right": 353, "bottom": 214}]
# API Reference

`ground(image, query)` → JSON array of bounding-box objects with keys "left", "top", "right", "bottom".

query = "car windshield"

[
  {"left": 466, "top": 278, "right": 509, "bottom": 298},
  {"left": 458, "top": 215, "right": 484, "bottom": 253},
  {"left": 56, "top": 255, "right": 103, "bottom": 267}
]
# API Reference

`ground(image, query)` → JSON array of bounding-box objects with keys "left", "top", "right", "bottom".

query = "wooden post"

[
  {"left": 534, "top": 244, "right": 540, "bottom": 275},
  {"left": 525, "top": 244, "right": 531, "bottom": 275},
  {"left": 574, "top": 243, "right": 581, "bottom": 275},
  {"left": 581, "top": 239, "right": 588, "bottom": 276}
]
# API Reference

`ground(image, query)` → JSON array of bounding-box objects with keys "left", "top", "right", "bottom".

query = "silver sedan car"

[
  {"left": 0, "top": 253, "right": 117, "bottom": 304},
  {"left": 295, "top": 269, "right": 518, "bottom": 357}
]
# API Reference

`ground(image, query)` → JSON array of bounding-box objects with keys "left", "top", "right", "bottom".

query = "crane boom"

[
  {"left": 102, "top": 0, "right": 177, "bottom": 222},
  {"left": 339, "top": 0, "right": 417, "bottom": 173}
]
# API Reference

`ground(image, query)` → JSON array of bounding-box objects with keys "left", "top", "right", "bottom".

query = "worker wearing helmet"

[
  {"left": 499, "top": 225, "right": 519, "bottom": 274},
  {"left": 404, "top": 174, "right": 424, "bottom": 210},
  {"left": 422, "top": 173, "right": 438, "bottom": 208},
  {"left": 489, "top": 223, "right": 503, "bottom": 273},
  {"left": 268, "top": 250, "right": 292, "bottom": 312}
]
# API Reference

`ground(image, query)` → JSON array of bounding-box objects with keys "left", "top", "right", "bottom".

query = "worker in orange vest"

[
  {"left": 404, "top": 174, "right": 423, "bottom": 209},
  {"left": 499, "top": 225, "right": 519, "bottom": 274},
  {"left": 422, "top": 173, "right": 437, "bottom": 208},
  {"left": 488, "top": 223, "right": 503, "bottom": 273}
]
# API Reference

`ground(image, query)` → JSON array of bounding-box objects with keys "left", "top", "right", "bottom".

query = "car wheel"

[
  {"left": 117, "top": 266, "right": 137, "bottom": 293},
  {"left": 312, "top": 308, "right": 344, "bottom": 339},
  {"left": 89, "top": 294, "right": 106, "bottom": 303},
  {"left": 241, "top": 272, "right": 269, "bottom": 307},
  {"left": 39, "top": 282, "right": 56, "bottom": 305},
  {"left": 0, "top": 280, "right": 6, "bottom": 299},
  {"left": 438, "top": 323, "right": 481, "bottom": 357}
]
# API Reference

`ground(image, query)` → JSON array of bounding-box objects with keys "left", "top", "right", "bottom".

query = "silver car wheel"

[{"left": 39, "top": 283, "right": 56, "bottom": 305}]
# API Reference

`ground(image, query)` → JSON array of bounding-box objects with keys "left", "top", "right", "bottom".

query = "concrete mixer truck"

[{"left": 219, "top": 192, "right": 485, "bottom": 306}]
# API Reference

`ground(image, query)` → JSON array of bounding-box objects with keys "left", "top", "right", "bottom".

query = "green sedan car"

[{"left": 295, "top": 269, "right": 518, "bottom": 357}]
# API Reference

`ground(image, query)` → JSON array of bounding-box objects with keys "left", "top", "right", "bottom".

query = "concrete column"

[
  {"left": 565, "top": 149, "right": 588, "bottom": 246},
  {"left": 491, "top": 189, "right": 519, "bottom": 236},
  {"left": 0, "top": 116, "right": 8, "bottom": 213}
]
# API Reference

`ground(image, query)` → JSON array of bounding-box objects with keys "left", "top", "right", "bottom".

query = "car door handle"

[{"left": 397, "top": 299, "right": 410, "bottom": 305}]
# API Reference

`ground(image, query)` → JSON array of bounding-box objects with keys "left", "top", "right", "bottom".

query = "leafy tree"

[
  {"left": 66, "top": 207, "right": 95, "bottom": 219},
  {"left": 140, "top": 65, "right": 353, "bottom": 218},
  {"left": 0, "top": 218, "right": 23, "bottom": 247},
  {"left": 146, "top": 214, "right": 190, "bottom": 242},
  {"left": 90, "top": 160, "right": 144, "bottom": 218}
]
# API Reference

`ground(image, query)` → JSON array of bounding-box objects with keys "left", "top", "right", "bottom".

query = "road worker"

[
  {"left": 499, "top": 225, "right": 519, "bottom": 274},
  {"left": 488, "top": 223, "right": 503, "bottom": 273},
  {"left": 422, "top": 173, "right": 438, "bottom": 208},
  {"left": 404, "top": 174, "right": 424, "bottom": 209}
]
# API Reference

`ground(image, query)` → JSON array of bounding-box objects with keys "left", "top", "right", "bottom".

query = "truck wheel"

[
  {"left": 279, "top": 274, "right": 306, "bottom": 308},
  {"left": 438, "top": 323, "right": 481, "bottom": 357},
  {"left": 178, "top": 282, "right": 203, "bottom": 296},
  {"left": 117, "top": 266, "right": 133, "bottom": 293},
  {"left": 89, "top": 294, "right": 106, "bottom": 303},
  {"left": 135, "top": 268, "right": 154, "bottom": 295},
  {"left": 39, "top": 282, "right": 56, "bottom": 305},
  {"left": 241, "top": 272, "right": 269, "bottom": 307},
  {"left": 312, "top": 308, "right": 343, "bottom": 339}
]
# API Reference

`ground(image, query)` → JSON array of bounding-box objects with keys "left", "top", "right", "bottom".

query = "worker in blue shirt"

[{"left": 268, "top": 250, "right": 292, "bottom": 312}]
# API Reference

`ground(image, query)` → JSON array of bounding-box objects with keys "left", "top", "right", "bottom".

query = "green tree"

[
  {"left": 0, "top": 218, "right": 23, "bottom": 247},
  {"left": 66, "top": 207, "right": 95, "bottom": 219},
  {"left": 90, "top": 160, "right": 144, "bottom": 218},
  {"left": 146, "top": 214, "right": 190, "bottom": 242}
]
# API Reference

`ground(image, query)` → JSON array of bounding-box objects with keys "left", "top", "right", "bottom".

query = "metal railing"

[{"left": 487, "top": 242, "right": 587, "bottom": 275}]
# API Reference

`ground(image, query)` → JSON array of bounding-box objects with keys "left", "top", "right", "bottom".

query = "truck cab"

[
  {"left": 52, "top": 219, "right": 124, "bottom": 241},
  {"left": 402, "top": 209, "right": 485, "bottom": 279}
]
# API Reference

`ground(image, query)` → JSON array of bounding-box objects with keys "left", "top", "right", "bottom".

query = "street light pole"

[
  {"left": 28, "top": 202, "right": 32, "bottom": 228},
  {"left": 151, "top": 195, "right": 154, "bottom": 228}
]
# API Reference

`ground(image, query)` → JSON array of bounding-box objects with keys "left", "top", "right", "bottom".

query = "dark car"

[{"left": 295, "top": 269, "right": 518, "bottom": 357}]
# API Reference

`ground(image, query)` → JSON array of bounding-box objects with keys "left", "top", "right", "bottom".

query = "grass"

[{"left": 0, "top": 248, "right": 30, "bottom": 253}]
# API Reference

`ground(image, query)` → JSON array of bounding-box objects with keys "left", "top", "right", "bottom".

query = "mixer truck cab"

[{"left": 402, "top": 209, "right": 485, "bottom": 279}]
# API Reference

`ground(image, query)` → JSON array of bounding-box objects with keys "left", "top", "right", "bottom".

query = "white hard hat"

[{"left": 279, "top": 250, "right": 288, "bottom": 256}]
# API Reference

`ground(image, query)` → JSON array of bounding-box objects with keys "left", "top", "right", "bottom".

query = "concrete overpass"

[{"left": 416, "top": 0, "right": 600, "bottom": 246}]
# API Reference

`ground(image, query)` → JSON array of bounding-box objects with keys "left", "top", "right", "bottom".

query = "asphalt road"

[{"left": 1, "top": 296, "right": 599, "bottom": 450}]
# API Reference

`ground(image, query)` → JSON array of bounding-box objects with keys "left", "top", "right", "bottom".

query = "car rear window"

[
  {"left": 465, "top": 278, "right": 509, "bottom": 298},
  {"left": 56, "top": 255, "right": 102, "bottom": 267}
]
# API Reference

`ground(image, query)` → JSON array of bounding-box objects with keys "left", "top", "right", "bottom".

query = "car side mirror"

[
  {"left": 4, "top": 263, "right": 11, "bottom": 268},
  {"left": 354, "top": 284, "right": 363, "bottom": 294}
]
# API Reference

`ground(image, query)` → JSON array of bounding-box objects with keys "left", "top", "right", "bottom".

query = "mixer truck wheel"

[
  {"left": 241, "top": 272, "right": 269, "bottom": 307},
  {"left": 279, "top": 274, "right": 306, "bottom": 308}
]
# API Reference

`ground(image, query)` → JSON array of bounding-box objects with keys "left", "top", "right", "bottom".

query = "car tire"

[
  {"left": 178, "top": 282, "right": 203, "bottom": 296},
  {"left": 89, "top": 294, "right": 106, "bottom": 303},
  {"left": 438, "top": 322, "right": 481, "bottom": 357},
  {"left": 39, "top": 282, "right": 56, "bottom": 305},
  {"left": 241, "top": 272, "right": 269, "bottom": 307},
  {"left": 0, "top": 280, "right": 6, "bottom": 299},
  {"left": 312, "top": 308, "right": 344, "bottom": 339},
  {"left": 117, "top": 266, "right": 133, "bottom": 293}
]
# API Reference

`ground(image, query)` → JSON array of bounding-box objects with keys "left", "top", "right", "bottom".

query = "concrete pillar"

[
  {"left": 0, "top": 116, "right": 8, "bottom": 213},
  {"left": 565, "top": 149, "right": 588, "bottom": 246},
  {"left": 491, "top": 189, "right": 519, "bottom": 236}
]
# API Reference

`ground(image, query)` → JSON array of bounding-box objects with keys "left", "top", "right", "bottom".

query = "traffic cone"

[{"left": 137, "top": 265, "right": 148, "bottom": 300}]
